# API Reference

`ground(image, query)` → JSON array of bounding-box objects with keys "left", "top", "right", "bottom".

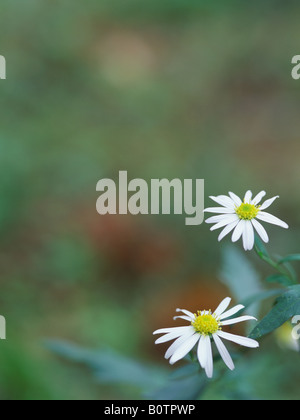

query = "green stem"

[{"left": 254, "top": 236, "right": 298, "bottom": 285}]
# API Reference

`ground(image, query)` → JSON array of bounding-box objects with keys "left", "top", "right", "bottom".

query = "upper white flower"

[
  {"left": 204, "top": 190, "right": 289, "bottom": 251},
  {"left": 153, "top": 297, "right": 259, "bottom": 379}
]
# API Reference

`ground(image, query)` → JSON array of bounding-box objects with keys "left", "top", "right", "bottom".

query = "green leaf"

[
  {"left": 147, "top": 371, "right": 207, "bottom": 400},
  {"left": 278, "top": 254, "right": 300, "bottom": 265},
  {"left": 249, "top": 285, "right": 300, "bottom": 340},
  {"left": 228, "top": 289, "right": 284, "bottom": 320},
  {"left": 219, "top": 245, "right": 263, "bottom": 303},
  {"left": 278, "top": 260, "right": 298, "bottom": 284},
  {"left": 265, "top": 274, "right": 294, "bottom": 287},
  {"left": 241, "top": 289, "right": 284, "bottom": 309},
  {"left": 46, "top": 340, "right": 208, "bottom": 400},
  {"left": 46, "top": 340, "right": 168, "bottom": 392},
  {"left": 169, "top": 363, "right": 200, "bottom": 380}
]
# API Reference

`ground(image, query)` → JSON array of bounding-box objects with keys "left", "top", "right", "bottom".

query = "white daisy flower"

[
  {"left": 153, "top": 297, "right": 259, "bottom": 379},
  {"left": 204, "top": 190, "right": 289, "bottom": 251}
]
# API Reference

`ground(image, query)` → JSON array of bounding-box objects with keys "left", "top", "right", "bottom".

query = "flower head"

[
  {"left": 204, "top": 190, "right": 289, "bottom": 251},
  {"left": 153, "top": 297, "right": 259, "bottom": 378}
]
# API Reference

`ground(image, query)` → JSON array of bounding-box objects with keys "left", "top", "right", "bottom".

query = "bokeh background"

[{"left": 0, "top": 0, "right": 300, "bottom": 400}]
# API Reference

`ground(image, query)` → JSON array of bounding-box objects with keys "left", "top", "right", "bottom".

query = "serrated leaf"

[{"left": 249, "top": 285, "right": 300, "bottom": 340}]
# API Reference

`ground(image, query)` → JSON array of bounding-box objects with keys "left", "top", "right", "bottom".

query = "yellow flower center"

[
  {"left": 191, "top": 311, "right": 221, "bottom": 336},
  {"left": 235, "top": 203, "right": 260, "bottom": 220}
]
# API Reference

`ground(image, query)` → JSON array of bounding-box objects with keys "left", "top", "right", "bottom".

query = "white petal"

[
  {"left": 165, "top": 330, "right": 197, "bottom": 359},
  {"left": 206, "top": 214, "right": 234, "bottom": 224},
  {"left": 251, "top": 191, "right": 266, "bottom": 205},
  {"left": 169, "top": 334, "right": 200, "bottom": 365},
  {"left": 204, "top": 338, "right": 213, "bottom": 378},
  {"left": 214, "top": 297, "right": 231, "bottom": 317},
  {"left": 217, "top": 331, "right": 259, "bottom": 348},
  {"left": 209, "top": 196, "right": 235, "bottom": 209},
  {"left": 232, "top": 220, "right": 246, "bottom": 242},
  {"left": 242, "top": 221, "right": 255, "bottom": 251},
  {"left": 256, "top": 212, "right": 289, "bottom": 229},
  {"left": 244, "top": 190, "right": 253, "bottom": 204},
  {"left": 229, "top": 192, "right": 242, "bottom": 207},
  {"left": 173, "top": 315, "right": 193, "bottom": 322},
  {"left": 218, "top": 220, "right": 240, "bottom": 242},
  {"left": 213, "top": 334, "right": 235, "bottom": 371},
  {"left": 176, "top": 308, "right": 195, "bottom": 321},
  {"left": 155, "top": 326, "right": 195, "bottom": 344},
  {"left": 197, "top": 335, "right": 208, "bottom": 368},
  {"left": 204, "top": 207, "right": 236, "bottom": 214},
  {"left": 210, "top": 215, "right": 239, "bottom": 231},
  {"left": 219, "top": 305, "right": 245, "bottom": 320},
  {"left": 221, "top": 316, "right": 257, "bottom": 326},
  {"left": 251, "top": 218, "right": 269, "bottom": 243},
  {"left": 153, "top": 326, "right": 194, "bottom": 335},
  {"left": 260, "top": 196, "right": 279, "bottom": 210}
]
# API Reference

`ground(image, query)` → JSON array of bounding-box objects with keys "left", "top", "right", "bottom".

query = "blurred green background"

[{"left": 0, "top": 0, "right": 300, "bottom": 400}]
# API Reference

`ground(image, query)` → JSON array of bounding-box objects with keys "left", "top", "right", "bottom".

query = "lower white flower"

[
  {"left": 204, "top": 190, "right": 289, "bottom": 251},
  {"left": 153, "top": 297, "right": 259, "bottom": 379}
]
